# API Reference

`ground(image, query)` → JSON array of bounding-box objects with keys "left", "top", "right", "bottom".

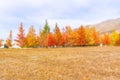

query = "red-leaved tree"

[
  {"left": 47, "top": 32, "right": 55, "bottom": 47},
  {"left": 16, "top": 23, "right": 26, "bottom": 47}
]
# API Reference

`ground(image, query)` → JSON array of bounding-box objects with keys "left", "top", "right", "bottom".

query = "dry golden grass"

[{"left": 0, "top": 46, "right": 120, "bottom": 80}]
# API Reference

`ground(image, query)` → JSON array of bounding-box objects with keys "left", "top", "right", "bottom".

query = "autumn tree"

[
  {"left": 54, "top": 23, "right": 64, "bottom": 46},
  {"left": 62, "top": 27, "right": 67, "bottom": 47},
  {"left": 64, "top": 26, "right": 73, "bottom": 46},
  {"left": 16, "top": 23, "right": 26, "bottom": 47},
  {"left": 26, "top": 25, "right": 39, "bottom": 47},
  {"left": 47, "top": 32, "right": 55, "bottom": 47},
  {"left": 116, "top": 33, "right": 120, "bottom": 45},
  {"left": 85, "top": 27, "right": 99, "bottom": 46},
  {"left": 60, "top": 28, "right": 66, "bottom": 47},
  {"left": 6, "top": 30, "right": 12, "bottom": 47},
  {"left": 110, "top": 30, "right": 119, "bottom": 45},
  {"left": 91, "top": 27, "right": 100, "bottom": 45},
  {"left": 86, "top": 27, "right": 92, "bottom": 45},
  {"left": 69, "top": 29, "right": 79, "bottom": 46},
  {"left": 101, "top": 33, "right": 110, "bottom": 45},
  {"left": 40, "top": 20, "right": 50, "bottom": 47},
  {"left": 77, "top": 25, "right": 87, "bottom": 46},
  {"left": 38, "top": 30, "right": 43, "bottom": 47},
  {"left": 0, "top": 39, "right": 2, "bottom": 47}
]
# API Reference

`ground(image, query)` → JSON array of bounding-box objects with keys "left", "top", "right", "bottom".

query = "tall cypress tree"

[{"left": 42, "top": 20, "right": 50, "bottom": 35}]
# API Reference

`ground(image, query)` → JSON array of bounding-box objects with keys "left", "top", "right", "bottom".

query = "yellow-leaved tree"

[
  {"left": 86, "top": 27, "right": 100, "bottom": 46},
  {"left": 110, "top": 30, "right": 119, "bottom": 45},
  {"left": 26, "top": 25, "right": 39, "bottom": 48},
  {"left": 86, "top": 27, "right": 94, "bottom": 45}
]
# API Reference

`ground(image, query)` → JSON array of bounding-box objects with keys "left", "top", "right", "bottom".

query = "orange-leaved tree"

[
  {"left": 6, "top": 30, "right": 12, "bottom": 47},
  {"left": 0, "top": 39, "right": 2, "bottom": 47},
  {"left": 65, "top": 26, "right": 73, "bottom": 46},
  {"left": 69, "top": 29, "right": 79, "bottom": 46},
  {"left": 101, "top": 33, "right": 110, "bottom": 45},
  {"left": 16, "top": 23, "right": 26, "bottom": 47},
  {"left": 116, "top": 33, "right": 120, "bottom": 45},
  {"left": 77, "top": 25, "right": 87, "bottom": 46},
  {"left": 54, "top": 23, "right": 64, "bottom": 46},
  {"left": 38, "top": 30, "right": 43, "bottom": 47},
  {"left": 91, "top": 27, "right": 100, "bottom": 45},
  {"left": 62, "top": 27, "right": 67, "bottom": 47}
]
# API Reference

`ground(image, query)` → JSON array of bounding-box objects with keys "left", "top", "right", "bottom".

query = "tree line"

[{"left": 0, "top": 21, "right": 120, "bottom": 48}]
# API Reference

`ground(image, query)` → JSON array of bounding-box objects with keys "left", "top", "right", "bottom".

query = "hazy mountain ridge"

[{"left": 93, "top": 18, "right": 120, "bottom": 33}]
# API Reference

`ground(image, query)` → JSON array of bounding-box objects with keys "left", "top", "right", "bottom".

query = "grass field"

[{"left": 0, "top": 47, "right": 120, "bottom": 80}]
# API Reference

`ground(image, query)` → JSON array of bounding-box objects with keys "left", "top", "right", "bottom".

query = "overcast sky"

[{"left": 0, "top": 0, "right": 120, "bottom": 39}]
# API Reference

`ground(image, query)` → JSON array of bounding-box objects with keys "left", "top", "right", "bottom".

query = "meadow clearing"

[{"left": 0, "top": 46, "right": 120, "bottom": 80}]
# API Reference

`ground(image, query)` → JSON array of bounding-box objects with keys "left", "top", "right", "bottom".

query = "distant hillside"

[{"left": 93, "top": 18, "right": 120, "bottom": 33}]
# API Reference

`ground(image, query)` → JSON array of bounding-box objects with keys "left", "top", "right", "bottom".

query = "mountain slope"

[{"left": 94, "top": 18, "right": 120, "bottom": 33}]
